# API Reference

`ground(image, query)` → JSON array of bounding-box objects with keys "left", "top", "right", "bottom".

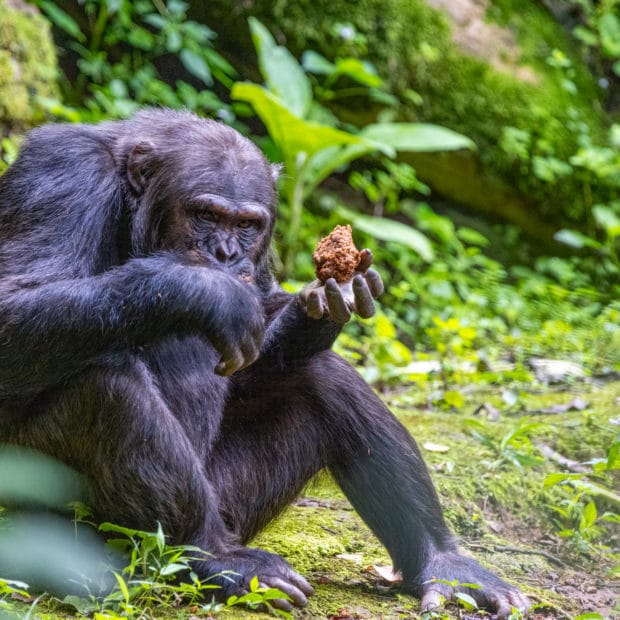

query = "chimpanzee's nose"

[{"left": 215, "top": 240, "right": 240, "bottom": 264}]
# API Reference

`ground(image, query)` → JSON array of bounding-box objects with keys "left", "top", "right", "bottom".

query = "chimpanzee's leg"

[
  {"left": 0, "top": 354, "right": 231, "bottom": 549},
  {"left": 0, "top": 352, "right": 312, "bottom": 609},
  {"left": 217, "top": 351, "right": 529, "bottom": 617}
]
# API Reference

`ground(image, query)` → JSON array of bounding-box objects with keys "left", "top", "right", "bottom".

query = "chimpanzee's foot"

[
  {"left": 410, "top": 550, "right": 530, "bottom": 619},
  {"left": 198, "top": 547, "right": 314, "bottom": 611}
]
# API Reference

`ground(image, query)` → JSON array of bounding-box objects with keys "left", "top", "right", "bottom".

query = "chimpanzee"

[{"left": 0, "top": 109, "right": 528, "bottom": 616}]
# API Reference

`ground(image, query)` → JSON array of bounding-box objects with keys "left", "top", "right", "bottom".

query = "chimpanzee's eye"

[
  {"left": 197, "top": 210, "right": 219, "bottom": 223},
  {"left": 238, "top": 220, "right": 254, "bottom": 229}
]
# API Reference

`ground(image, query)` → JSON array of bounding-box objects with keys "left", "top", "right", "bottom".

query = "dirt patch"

[{"left": 427, "top": 0, "right": 539, "bottom": 84}]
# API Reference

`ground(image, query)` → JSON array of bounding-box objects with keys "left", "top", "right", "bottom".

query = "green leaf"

[
  {"left": 249, "top": 18, "right": 312, "bottom": 118},
  {"left": 543, "top": 473, "right": 584, "bottom": 488},
  {"left": 180, "top": 49, "right": 212, "bottom": 85},
  {"left": 593, "top": 205, "right": 620, "bottom": 237},
  {"left": 231, "top": 83, "right": 365, "bottom": 178},
  {"left": 554, "top": 229, "right": 602, "bottom": 250},
  {"left": 338, "top": 208, "right": 434, "bottom": 261},
  {"left": 112, "top": 572, "right": 130, "bottom": 604},
  {"left": 599, "top": 12, "right": 620, "bottom": 58},
  {"left": 155, "top": 522, "right": 166, "bottom": 553},
  {"left": 572, "top": 25, "right": 598, "bottom": 47},
  {"left": 443, "top": 390, "right": 465, "bottom": 409},
  {"left": 608, "top": 441, "right": 620, "bottom": 469},
  {"left": 39, "top": 1, "right": 85, "bottom": 42},
  {"left": 360, "top": 122, "right": 476, "bottom": 152},
  {"left": 249, "top": 575, "right": 260, "bottom": 592},
  {"left": 456, "top": 227, "right": 490, "bottom": 247},
  {"left": 302, "top": 50, "right": 336, "bottom": 75},
  {"left": 582, "top": 501, "right": 598, "bottom": 528},
  {"left": 248, "top": 17, "right": 277, "bottom": 55},
  {"left": 455, "top": 592, "right": 478, "bottom": 610},
  {"left": 305, "top": 140, "right": 391, "bottom": 194},
  {"left": 334, "top": 58, "right": 382, "bottom": 87},
  {"left": 159, "top": 562, "right": 190, "bottom": 576}
]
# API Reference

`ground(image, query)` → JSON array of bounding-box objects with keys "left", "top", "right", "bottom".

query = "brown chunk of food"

[{"left": 312, "top": 225, "right": 361, "bottom": 283}]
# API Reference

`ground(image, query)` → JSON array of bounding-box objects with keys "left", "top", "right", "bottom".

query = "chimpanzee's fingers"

[
  {"left": 305, "top": 289, "right": 325, "bottom": 320},
  {"left": 352, "top": 274, "right": 375, "bottom": 318},
  {"left": 325, "top": 278, "right": 351, "bottom": 324},
  {"left": 365, "top": 268, "right": 384, "bottom": 298},
  {"left": 239, "top": 340, "right": 260, "bottom": 370},
  {"left": 215, "top": 348, "right": 244, "bottom": 376},
  {"left": 357, "top": 248, "right": 374, "bottom": 272}
]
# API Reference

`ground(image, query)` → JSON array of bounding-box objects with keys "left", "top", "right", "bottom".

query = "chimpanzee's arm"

[{"left": 0, "top": 256, "right": 263, "bottom": 400}]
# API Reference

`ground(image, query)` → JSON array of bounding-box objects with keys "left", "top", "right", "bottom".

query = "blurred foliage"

[
  {"left": 31, "top": 0, "right": 236, "bottom": 120},
  {"left": 569, "top": 0, "right": 620, "bottom": 86}
]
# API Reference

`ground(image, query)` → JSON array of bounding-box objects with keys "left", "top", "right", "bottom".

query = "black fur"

[{"left": 0, "top": 109, "right": 526, "bottom": 613}]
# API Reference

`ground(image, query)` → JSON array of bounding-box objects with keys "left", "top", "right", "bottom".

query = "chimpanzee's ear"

[
  {"left": 127, "top": 141, "right": 155, "bottom": 195},
  {"left": 271, "top": 163, "right": 283, "bottom": 185}
]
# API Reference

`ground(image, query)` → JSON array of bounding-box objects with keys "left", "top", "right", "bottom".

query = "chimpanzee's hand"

[
  {"left": 209, "top": 276, "right": 265, "bottom": 376},
  {"left": 298, "top": 249, "right": 384, "bottom": 324}
]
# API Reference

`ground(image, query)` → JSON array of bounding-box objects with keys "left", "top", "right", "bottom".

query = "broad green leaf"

[
  {"left": 231, "top": 83, "right": 364, "bottom": 174},
  {"left": 249, "top": 19, "right": 312, "bottom": 118},
  {"left": 338, "top": 208, "right": 434, "bottom": 261},
  {"left": 180, "top": 49, "right": 212, "bottom": 85},
  {"left": 360, "top": 122, "right": 476, "bottom": 152}
]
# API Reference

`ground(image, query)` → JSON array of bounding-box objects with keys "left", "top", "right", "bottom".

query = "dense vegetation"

[{"left": 0, "top": 1, "right": 618, "bottom": 618}]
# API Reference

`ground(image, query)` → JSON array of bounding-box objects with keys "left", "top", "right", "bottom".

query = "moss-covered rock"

[
  {"left": 0, "top": 0, "right": 58, "bottom": 132},
  {"left": 196, "top": 0, "right": 608, "bottom": 237}
]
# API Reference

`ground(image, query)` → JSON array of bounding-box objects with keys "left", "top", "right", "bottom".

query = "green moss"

[{"left": 0, "top": 0, "right": 58, "bottom": 127}]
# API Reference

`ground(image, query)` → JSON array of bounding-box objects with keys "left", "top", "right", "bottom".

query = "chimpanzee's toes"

[
  {"left": 415, "top": 550, "right": 530, "bottom": 619},
  {"left": 261, "top": 575, "right": 312, "bottom": 608}
]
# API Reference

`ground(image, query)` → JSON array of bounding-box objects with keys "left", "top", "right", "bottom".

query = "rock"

[{"left": 0, "top": 0, "right": 59, "bottom": 132}]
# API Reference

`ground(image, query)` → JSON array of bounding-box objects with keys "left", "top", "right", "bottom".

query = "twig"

[
  {"left": 535, "top": 442, "right": 590, "bottom": 473},
  {"left": 464, "top": 541, "right": 566, "bottom": 566}
]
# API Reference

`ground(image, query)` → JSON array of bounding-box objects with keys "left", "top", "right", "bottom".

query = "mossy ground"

[{"left": 247, "top": 379, "right": 619, "bottom": 619}]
